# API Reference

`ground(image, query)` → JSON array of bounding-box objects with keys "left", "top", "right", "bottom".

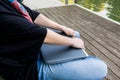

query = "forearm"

[
  {"left": 34, "top": 14, "right": 63, "bottom": 30},
  {"left": 44, "top": 29, "right": 85, "bottom": 49},
  {"left": 44, "top": 29, "right": 73, "bottom": 46}
]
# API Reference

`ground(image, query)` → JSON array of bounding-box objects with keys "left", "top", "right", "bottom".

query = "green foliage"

[
  {"left": 75, "top": 0, "right": 107, "bottom": 12},
  {"left": 75, "top": 0, "right": 120, "bottom": 22},
  {"left": 107, "top": 0, "right": 120, "bottom": 22}
]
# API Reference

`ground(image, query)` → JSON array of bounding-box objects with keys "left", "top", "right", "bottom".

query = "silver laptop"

[{"left": 41, "top": 31, "right": 88, "bottom": 64}]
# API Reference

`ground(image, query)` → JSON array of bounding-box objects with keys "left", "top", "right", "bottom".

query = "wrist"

[
  {"left": 59, "top": 25, "right": 67, "bottom": 31},
  {"left": 69, "top": 38, "right": 74, "bottom": 47}
]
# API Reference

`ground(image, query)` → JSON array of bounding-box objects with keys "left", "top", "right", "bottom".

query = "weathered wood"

[{"left": 36, "top": 5, "right": 120, "bottom": 80}]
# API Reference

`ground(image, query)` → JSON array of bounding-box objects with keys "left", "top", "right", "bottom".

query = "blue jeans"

[{"left": 37, "top": 54, "right": 107, "bottom": 80}]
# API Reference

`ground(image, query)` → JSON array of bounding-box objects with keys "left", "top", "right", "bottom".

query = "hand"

[
  {"left": 61, "top": 26, "right": 76, "bottom": 36},
  {"left": 71, "top": 38, "right": 85, "bottom": 49}
]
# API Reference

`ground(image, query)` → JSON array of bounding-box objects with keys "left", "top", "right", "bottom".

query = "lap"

[{"left": 37, "top": 56, "right": 107, "bottom": 80}]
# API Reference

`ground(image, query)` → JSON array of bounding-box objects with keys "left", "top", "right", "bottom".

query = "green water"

[{"left": 61, "top": 0, "right": 120, "bottom": 23}]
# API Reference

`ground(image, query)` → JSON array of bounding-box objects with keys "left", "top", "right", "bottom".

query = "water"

[{"left": 60, "top": 0, "right": 120, "bottom": 23}]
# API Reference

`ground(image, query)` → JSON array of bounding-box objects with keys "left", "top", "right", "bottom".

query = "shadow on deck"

[{"left": 36, "top": 5, "right": 120, "bottom": 80}]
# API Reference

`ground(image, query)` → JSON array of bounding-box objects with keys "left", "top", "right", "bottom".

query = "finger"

[{"left": 69, "top": 29, "right": 75, "bottom": 36}]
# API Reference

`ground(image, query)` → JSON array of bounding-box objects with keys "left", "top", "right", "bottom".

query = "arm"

[
  {"left": 34, "top": 14, "right": 76, "bottom": 36},
  {"left": 34, "top": 14, "right": 63, "bottom": 30},
  {"left": 34, "top": 13, "right": 84, "bottom": 49},
  {"left": 44, "top": 29, "right": 85, "bottom": 49}
]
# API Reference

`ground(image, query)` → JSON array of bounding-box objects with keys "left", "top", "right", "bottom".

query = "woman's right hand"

[{"left": 71, "top": 38, "right": 85, "bottom": 49}]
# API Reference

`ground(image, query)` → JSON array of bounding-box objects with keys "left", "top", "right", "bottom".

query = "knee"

[
  {"left": 82, "top": 57, "right": 108, "bottom": 80},
  {"left": 64, "top": 57, "right": 107, "bottom": 80},
  {"left": 99, "top": 61, "right": 108, "bottom": 78}
]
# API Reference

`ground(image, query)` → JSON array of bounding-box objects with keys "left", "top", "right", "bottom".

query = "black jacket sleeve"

[
  {"left": 0, "top": 13, "right": 47, "bottom": 63},
  {"left": 23, "top": 4, "right": 40, "bottom": 21}
]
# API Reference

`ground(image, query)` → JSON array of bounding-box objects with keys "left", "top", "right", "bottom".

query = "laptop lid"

[{"left": 41, "top": 44, "right": 88, "bottom": 64}]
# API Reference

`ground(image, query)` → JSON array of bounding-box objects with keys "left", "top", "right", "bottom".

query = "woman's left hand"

[{"left": 61, "top": 26, "right": 76, "bottom": 37}]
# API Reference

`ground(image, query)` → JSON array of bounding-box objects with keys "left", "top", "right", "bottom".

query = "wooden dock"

[{"left": 36, "top": 5, "right": 120, "bottom": 80}]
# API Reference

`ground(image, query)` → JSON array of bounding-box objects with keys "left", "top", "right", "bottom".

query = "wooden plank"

[
  {"left": 81, "top": 32, "right": 120, "bottom": 80},
  {"left": 55, "top": 5, "right": 120, "bottom": 46},
  {"left": 57, "top": 5, "right": 120, "bottom": 46},
  {"left": 68, "top": 5, "right": 120, "bottom": 36}
]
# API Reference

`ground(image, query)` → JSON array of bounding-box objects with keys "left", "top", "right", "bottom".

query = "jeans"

[{"left": 37, "top": 54, "right": 107, "bottom": 80}]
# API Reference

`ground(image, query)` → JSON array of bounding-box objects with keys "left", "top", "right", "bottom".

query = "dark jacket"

[{"left": 0, "top": 1, "right": 47, "bottom": 80}]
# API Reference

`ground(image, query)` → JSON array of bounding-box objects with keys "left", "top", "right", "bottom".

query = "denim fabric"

[{"left": 37, "top": 54, "right": 107, "bottom": 80}]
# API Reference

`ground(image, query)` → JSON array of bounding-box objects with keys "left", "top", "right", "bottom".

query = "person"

[{"left": 0, "top": 0, "right": 107, "bottom": 80}]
